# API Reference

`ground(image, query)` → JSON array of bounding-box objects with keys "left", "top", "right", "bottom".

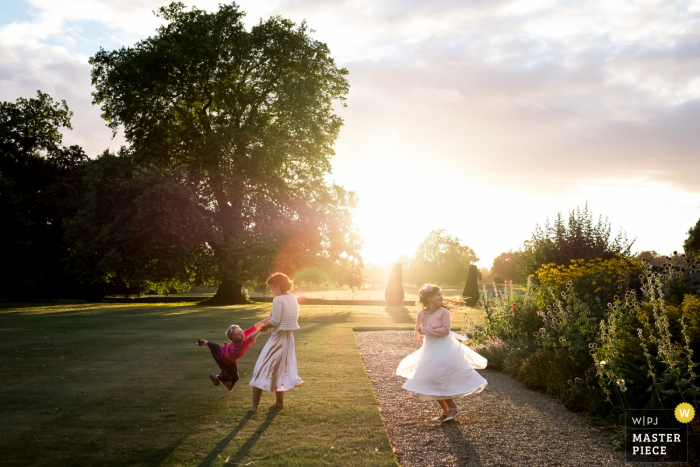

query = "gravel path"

[{"left": 355, "top": 330, "right": 630, "bottom": 467}]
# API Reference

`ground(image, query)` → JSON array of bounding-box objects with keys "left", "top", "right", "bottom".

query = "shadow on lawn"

[
  {"left": 304, "top": 311, "right": 353, "bottom": 323},
  {"left": 197, "top": 410, "right": 279, "bottom": 467},
  {"left": 384, "top": 306, "right": 413, "bottom": 324}
]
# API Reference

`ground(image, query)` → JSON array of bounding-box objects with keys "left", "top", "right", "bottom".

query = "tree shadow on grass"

[
  {"left": 304, "top": 311, "right": 353, "bottom": 323},
  {"left": 384, "top": 306, "right": 413, "bottom": 324},
  {"left": 197, "top": 410, "right": 279, "bottom": 467}
]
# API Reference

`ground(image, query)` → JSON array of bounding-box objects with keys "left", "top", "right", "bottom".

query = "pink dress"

[{"left": 396, "top": 308, "right": 488, "bottom": 400}]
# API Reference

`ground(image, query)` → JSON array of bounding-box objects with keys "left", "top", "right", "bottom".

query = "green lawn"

[{"left": 0, "top": 301, "right": 485, "bottom": 466}]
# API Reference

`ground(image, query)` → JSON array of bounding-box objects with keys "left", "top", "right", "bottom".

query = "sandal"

[
  {"left": 209, "top": 374, "right": 220, "bottom": 386},
  {"left": 443, "top": 407, "right": 461, "bottom": 422}
]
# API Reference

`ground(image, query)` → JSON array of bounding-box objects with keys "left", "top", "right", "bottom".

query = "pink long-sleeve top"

[
  {"left": 415, "top": 307, "right": 451, "bottom": 340},
  {"left": 220, "top": 325, "right": 260, "bottom": 365}
]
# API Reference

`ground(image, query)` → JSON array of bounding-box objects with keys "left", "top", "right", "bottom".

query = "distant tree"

[
  {"left": 407, "top": 229, "right": 478, "bottom": 286},
  {"left": 519, "top": 203, "right": 634, "bottom": 279},
  {"left": 685, "top": 218, "right": 700, "bottom": 257},
  {"left": 478, "top": 267, "right": 490, "bottom": 283},
  {"left": 88, "top": 2, "right": 359, "bottom": 303},
  {"left": 363, "top": 258, "right": 407, "bottom": 288},
  {"left": 0, "top": 91, "right": 91, "bottom": 299},
  {"left": 637, "top": 251, "right": 666, "bottom": 267},
  {"left": 490, "top": 250, "right": 522, "bottom": 283}
]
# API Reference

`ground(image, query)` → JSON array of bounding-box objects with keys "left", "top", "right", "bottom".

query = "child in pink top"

[
  {"left": 198, "top": 318, "right": 270, "bottom": 391},
  {"left": 396, "top": 284, "right": 488, "bottom": 423}
]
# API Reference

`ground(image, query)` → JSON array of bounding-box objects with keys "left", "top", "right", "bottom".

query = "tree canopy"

[
  {"left": 86, "top": 2, "right": 360, "bottom": 302},
  {"left": 0, "top": 91, "right": 91, "bottom": 298},
  {"left": 406, "top": 229, "right": 478, "bottom": 286},
  {"left": 519, "top": 203, "right": 634, "bottom": 279},
  {"left": 490, "top": 250, "right": 521, "bottom": 284},
  {"left": 685, "top": 217, "right": 700, "bottom": 257}
]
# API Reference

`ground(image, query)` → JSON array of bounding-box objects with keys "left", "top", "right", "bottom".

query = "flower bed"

[{"left": 468, "top": 253, "right": 700, "bottom": 461}]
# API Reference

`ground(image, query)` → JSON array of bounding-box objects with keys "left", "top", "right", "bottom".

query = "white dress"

[
  {"left": 396, "top": 308, "right": 488, "bottom": 400},
  {"left": 250, "top": 294, "right": 304, "bottom": 392}
]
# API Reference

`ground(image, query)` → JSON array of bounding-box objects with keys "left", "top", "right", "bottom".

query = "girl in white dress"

[
  {"left": 396, "top": 284, "right": 488, "bottom": 423},
  {"left": 249, "top": 272, "right": 304, "bottom": 411}
]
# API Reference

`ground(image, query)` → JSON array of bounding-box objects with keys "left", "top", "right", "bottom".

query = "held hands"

[{"left": 255, "top": 318, "right": 271, "bottom": 331}]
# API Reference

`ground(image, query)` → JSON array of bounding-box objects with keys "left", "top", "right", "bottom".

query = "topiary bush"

[
  {"left": 385, "top": 263, "right": 404, "bottom": 306},
  {"left": 463, "top": 264, "right": 479, "bottom": 307}
]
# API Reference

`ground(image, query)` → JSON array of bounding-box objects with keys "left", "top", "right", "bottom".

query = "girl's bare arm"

[{"left": 253, "top": 318, "right": 270, "bottom": 330}]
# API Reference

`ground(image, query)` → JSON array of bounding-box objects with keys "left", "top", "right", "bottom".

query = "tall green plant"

[{"left": 519, "top": 203, "right": 634, "bottom": 279}]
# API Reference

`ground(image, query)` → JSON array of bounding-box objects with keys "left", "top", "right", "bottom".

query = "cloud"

[{"left": 1, "top": 0, "right": 699, "bottom": 264}]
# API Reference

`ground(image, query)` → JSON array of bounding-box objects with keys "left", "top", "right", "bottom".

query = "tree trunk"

[{"left": 200, "top": 280, "right": 249, "bottom": 306}]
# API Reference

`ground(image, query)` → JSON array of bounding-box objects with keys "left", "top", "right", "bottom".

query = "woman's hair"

[
  {"left": 417, "top": 283, "right": 441, "bottom": 309},
  {"left": 266, "top": 272, "right": 293, "bottom": 293},
  {"left": 225, "top": 324, "right": 241, "bottom": 342}
]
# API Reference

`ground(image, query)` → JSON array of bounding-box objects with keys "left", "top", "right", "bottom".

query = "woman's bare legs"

[
  {"left": 268, "top": 391, "right": 284, "bottom": 409},
  {"left": 250, "top": 388, "right": 263, "bottom": 412}
]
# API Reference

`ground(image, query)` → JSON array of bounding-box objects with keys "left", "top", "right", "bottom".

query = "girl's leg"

[
  {"left": 443, "top": 398, "right": 459, "bottom": 421},
  {"left": 250, "top": 388, "right": 263, "bottom": 412},
  {"left": 431, "top": 399, "right": 449, "bottom": 422},
  {"left": 268, "top": 391, "right": 284, "bottom": 409}
]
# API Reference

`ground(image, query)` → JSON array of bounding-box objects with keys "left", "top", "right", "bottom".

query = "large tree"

[
  {"left": 406, "top": 229, "right": 478, "bottom": 286},
  {"left": 88, "top": 2, "right": 360, "bottom": 303},
  {"left": 0, "top": 91, "right": 91, "bottom": 299}
]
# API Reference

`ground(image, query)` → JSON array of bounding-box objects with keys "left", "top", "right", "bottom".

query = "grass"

[{"left": 0, "top": 301, "right": 484, "bottom": 466}]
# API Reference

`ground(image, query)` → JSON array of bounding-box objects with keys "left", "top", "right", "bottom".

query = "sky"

[{"left": 2, "top": 0, "right": 700, "bottom": 268}]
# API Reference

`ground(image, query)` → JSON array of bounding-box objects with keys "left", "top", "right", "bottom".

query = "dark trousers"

[{"left": 207, "top": 342, "right": 240, "bottom": 384}]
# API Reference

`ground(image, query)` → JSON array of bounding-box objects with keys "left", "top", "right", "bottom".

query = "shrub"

[
  {"left": 502, "top": 338, "right": 538, "bottom": 376},
  {"left": 470, "top": 338, "right": 511, "bottom": 370},
  {"left": 482, "top": 250, "right": 700, "bottom": 421},
  {"left": 518, "top": 203, "right": 634, "bottom": 279},
  {"left": 682, "top": 295, "right": 700, "bottom": 347},
  {"left": 534, "top": 256, "right": 643, "bottom": 310},
  {"left": 481, "top": 278, "right": 542, "bottom": 340}
]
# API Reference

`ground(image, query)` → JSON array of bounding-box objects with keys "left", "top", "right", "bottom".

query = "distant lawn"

[{"left": 0, "top": 302, "right": 483, "bottom": 466}]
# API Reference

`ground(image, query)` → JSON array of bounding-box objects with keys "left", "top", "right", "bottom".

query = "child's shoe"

[
  {"left": 198, "top": 338, "right": 207, "bottom": 346},
  {"left": 209, "top": 374, "right": 220, "bottom": 386},
  {"left": 221, "top": 380, "right": 234, "bottom": 391},
  {"left": 443, "top": 407, "right": 461, "bottom": 422}
]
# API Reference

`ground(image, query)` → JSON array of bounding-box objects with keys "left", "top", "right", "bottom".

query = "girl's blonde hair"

[
  {"left": 416, "top": 283, "right": 464, "bottom": 311},
  {"left": 225, "top": 324, "right": 241, "bottom": 342}
]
